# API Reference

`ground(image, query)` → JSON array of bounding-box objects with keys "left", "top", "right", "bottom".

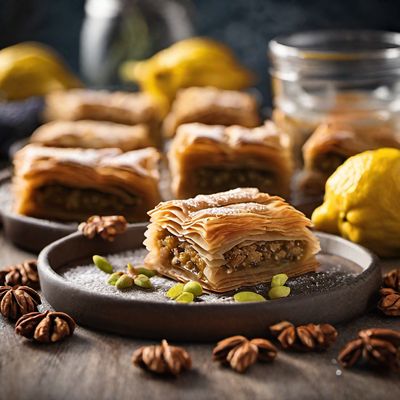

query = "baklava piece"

[
  {"left": 168, "top": 121, "right": 292, "bottom": 199},
  {"left": 30, "top": 120, "right": 154, "bottom": 151},
  {"left": 13, "top": 144, "right": 161, "bottom": 222},
  {"left": 43, "top": 89, "right": 163, "bottom": 144},
  {"left": 299, "top": 120, "right": 400, "bottom": 196},
  {"left": 144, "top": 188, "right": 320, "bottom": 293},
  {"left": 162, "top": 87, "right": 261, "bottom": 138}
]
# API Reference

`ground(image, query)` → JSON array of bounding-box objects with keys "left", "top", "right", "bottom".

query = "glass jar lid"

[{"left": 269, "top": 30, "right": 400, "bottom": 82}]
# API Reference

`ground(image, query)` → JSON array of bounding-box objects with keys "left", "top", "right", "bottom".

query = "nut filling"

[
  {"left": 224, "top": 240, "right": 305, "bottom": 273},
  {"left": 194, "top": 167, "right": 274, "bottom": 194},
  {"left": 159, "top": 235, "right": 206, "bottom": 277},
  {"left": 159, "top": 233, "right": 305, "bottom": 275},
  {"left": 35, "top": 184, "right": 139, "bottom": 213}
]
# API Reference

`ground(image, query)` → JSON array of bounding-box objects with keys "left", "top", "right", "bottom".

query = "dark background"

[
  {"left": 1, "top": 0, "right": 400, "bottom": 101},
  {"left": 1, "top": 0, "right": 400, "bottom": 157}
]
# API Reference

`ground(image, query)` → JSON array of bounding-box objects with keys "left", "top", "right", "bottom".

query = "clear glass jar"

[{"left": 269, "top": 30, "right": 400, "bottom": 151}]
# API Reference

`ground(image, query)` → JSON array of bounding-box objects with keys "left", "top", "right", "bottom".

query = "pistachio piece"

[
  {"left": 93, "top": 255, "right": 113, "bottom": 274},
  {"left": 127, "top": 263, "right": 137, "bottom": 277},
  {"left": 234, "top": 291, "right": 266, "bottom": 303},
  {"left": 136, "top": 266, "right": 156, "bottom": 278},
  {"left": 115, "top": 274, "right": 134, "bottom": 290},
  {"left": 183, "top": 281, "right": 203, "bottom": 297},
  {"left": 134, "top": 274, "right": 153, "bottom": 289},
  {"left": 268, "top": 286, "right": 291, "bottom": 299},
  {"left": 271, "top": 273, "right": 288, "bottom": 288},
  {"left": 176, "top": 292, "right": 194, "bottom": 303},
  {"left": 107, "top": 271, "right": 124, "bottom": 286},
  {"left": 166, "top": 283, "right": 184, "bottom": 300}
]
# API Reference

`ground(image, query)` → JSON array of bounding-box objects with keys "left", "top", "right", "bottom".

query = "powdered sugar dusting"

[{"left": 59, "top": 250, "right": 360, "bottom": 304}]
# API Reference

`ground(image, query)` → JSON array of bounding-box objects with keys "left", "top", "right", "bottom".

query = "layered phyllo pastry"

[
  {"left": 13, "top": 144, "right": 161, "bottom": 222},
  {"left": 162, "top": 87, "right": 260, "bottom": 138},
  {"left": 299, "top": 120, "right": 400, "bottom": 196},
  {"left": 43, "top": 89, "right": 163, "bottom": 144},
  {"left": 144, "top": 188, "right": 320, "bottom": 293},
  {"left": 30, "top": 120, "right": 154, "bottom": 151},
  {"left": 168, "top": 121, "right": 292, "bottom": 199}
]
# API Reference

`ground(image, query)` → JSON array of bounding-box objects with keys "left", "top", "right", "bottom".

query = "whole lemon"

[{"left": 312, "top": 148, "right": 400, "bottom": 257}]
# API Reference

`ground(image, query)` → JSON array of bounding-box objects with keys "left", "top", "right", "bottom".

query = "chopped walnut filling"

[
  {"left": 35, "top": 184, "right": 138, "bottom": 213},
  {"left": 224, "top": 240, "right": 304, "bottom": 273},
  {"left": 159, "top": 234, "right": 206, "bottom": 277},
  {"left": 159, "top": 233, "right": 305, "bottom": 275},
  {"left": 194, "top": 167, "right": 273, "bottom": 194}
]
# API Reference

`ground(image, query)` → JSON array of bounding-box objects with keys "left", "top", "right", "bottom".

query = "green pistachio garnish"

[
  {"left": 166, "top": 283, "right": 184, "bottom": 300},
  {"left": 93, "top": 255, "right": 113, "bottom": 274},
  {"left": 127, "top": 263, "right": 156, "bottom": 278},
  {"left": 135, "top": 266, "right": 156, "bottom": 278},
  {"left": 175, "top": 292, "right": 194, "bottom": 303},
  {"left": 107, "top": 271, "right": 124, "bottom": 286},
  {"left": 115, "top": 274, "right": 134, "bottom": 290},
  {"left": 268, "top": 286, "right": 291, "bottom": 299},
  {"left": 134, "top": 274, "right": 153, "bottom": 289},
  {"left": 271, "top": 273, "right": 289, "bottom": 288},
  {"left": 127, "top": 263, "right": 137, "bottom": 276},
  {"left": 233, "top": 291, "right": 266, "bottom": 303},
  {"left": 183, "top": 281, "right": 203, "bottom": 297}
]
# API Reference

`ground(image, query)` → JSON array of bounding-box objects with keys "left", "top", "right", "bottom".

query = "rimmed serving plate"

[{"left": 37, "top": 225, "right": 381, "bottom": 341}]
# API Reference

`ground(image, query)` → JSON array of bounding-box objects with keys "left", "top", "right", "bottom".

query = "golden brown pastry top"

[
  {"left": 30, "top": 120, "right": 153, "bottom": 150},
  {"left": 43, "top": 89, "right": 162, "bottom": 124},
  {"left": 172, "top": 86, "right": 258, "bottom": 111},
  {"left": 149, "top": 188, "right": 311, "bottom": 228},
  {"left": 163, "top": 87, "right": 260, "bottom": 137},
  {"left": 14, "top": 144, "right": 160, "bottom": 179},
  {"left": 173, "top": 121, "right": 290, "bottom": 150}
]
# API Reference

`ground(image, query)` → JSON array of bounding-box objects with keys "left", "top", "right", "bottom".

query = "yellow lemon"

[
  {"left": 0, "top": 42, "right": 82, "bottom": 100},
  {"left": 312, "top": 148, "right": 400, "bottom": 257},
  {"left": 120, "top": 37, "right": 255, "bottom": 107}
]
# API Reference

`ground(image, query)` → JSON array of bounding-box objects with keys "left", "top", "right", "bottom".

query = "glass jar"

[{"left": 269, "top": 30, "right": 400, "bottom": 153}]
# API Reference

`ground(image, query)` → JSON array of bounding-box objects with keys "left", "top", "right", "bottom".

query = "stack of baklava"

[
  {"left": 14, "top": 86, "right": 298, "bottom": 223},
  {"left": 14, "top": 89, "right": 164, "bottom": 222}
]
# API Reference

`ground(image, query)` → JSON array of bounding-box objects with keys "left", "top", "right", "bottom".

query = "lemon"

[
  {"left": 0, "top": 42, "right": 82, "bottom": 100},
  {"left": 312, "top": 148, "right": 400, "bottom": 257},
  {"left": 120, "top": 37, "right": 255, "bottom": 109}
]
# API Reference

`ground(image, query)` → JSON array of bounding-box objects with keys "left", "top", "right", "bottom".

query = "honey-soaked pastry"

[
  {"left": 168, "top": 121, "right": 292, "bottom": 199},
  {"left": 299, "top": 120, "right": 400, "bottom": 196},
  {"left": 43, "top": 89, "right": 163, "bottom": 144},
  {"left": 162, "top": 87, "right": 260, "bottom": 138},
  {"left": 13, "top": 144, "right": 161, "bottom": 222},
  {"left": 30, "top": 120, "right": 154, "bottom": 151},
  {"left": 144, "top": 188, "right": 320, "bottom": 293}
]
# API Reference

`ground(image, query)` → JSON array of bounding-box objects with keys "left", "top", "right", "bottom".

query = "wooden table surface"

[{"left": 0, "top": 232, "right": 399, "bottom": 400}]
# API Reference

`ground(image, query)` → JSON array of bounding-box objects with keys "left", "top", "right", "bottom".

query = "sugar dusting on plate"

[{"left": 60, "top": 249, "right": 359, "bottom": 304}]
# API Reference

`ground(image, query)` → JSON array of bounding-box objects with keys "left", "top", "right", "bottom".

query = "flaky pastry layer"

[
  {"left": 168, "top": 121, "right": 293, "bottom": 199},
  {"left": 30, "top": 120, "right": 154, "bottom": 151},
  {"left": 163, "top": 87, "right": 260, "bottom": 138},
  {"left": 13, "top": 144, "right": 161, "bottom": 222},
  {"left": 144, "top": 188, "right": 320, "bottom": 292}
]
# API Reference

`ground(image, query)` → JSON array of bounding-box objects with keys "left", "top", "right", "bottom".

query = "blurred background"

[{"left": 2, "top": 0, "right": 400, "bottom": 105}]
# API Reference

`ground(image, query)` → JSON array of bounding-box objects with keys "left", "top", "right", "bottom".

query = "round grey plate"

[{"left": 38, "top": 225, "right": 381, "bottom": 341}]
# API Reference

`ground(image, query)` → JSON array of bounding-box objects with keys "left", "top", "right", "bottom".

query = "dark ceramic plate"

[{"left": 37, "top": 225, "right": 381, "bottom": 341}]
